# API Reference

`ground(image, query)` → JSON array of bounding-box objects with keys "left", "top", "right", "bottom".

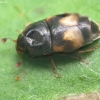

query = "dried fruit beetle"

[
  {"left": 1, "top": 13, "right": 100, "bottom": 76},
  {"left": 16, "top": 13, "right": 100, "bottom": 57}
]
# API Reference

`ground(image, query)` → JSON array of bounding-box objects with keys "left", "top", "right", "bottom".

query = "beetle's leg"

[
  {"left": 48, "top": 56, "right": 61, "bottom": 78},
  {"left": 15, "top": 51, "right": 22, "bottom": 67},
  {"left": 77, "top": 45, "right": 100, "bottom": 54},
  {"left": 59, "top": 54, "right": 89, "bottom": 64},
  {"left": 49, "top": 56, "right": 57, "bottom": 73}
]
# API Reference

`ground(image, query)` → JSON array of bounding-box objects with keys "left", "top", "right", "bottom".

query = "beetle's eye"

[{"left": 25, "top": 29, "right": 44, "bottom": 46}]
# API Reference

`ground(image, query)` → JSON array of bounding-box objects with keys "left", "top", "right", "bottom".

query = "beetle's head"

[{"left": 16, "top": 33, "right": 27, "bottom": 54}]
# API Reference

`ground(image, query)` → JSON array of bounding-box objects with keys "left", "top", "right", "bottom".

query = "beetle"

[{"left": 1, "top": 13, "right": 100, "bottom": 76}]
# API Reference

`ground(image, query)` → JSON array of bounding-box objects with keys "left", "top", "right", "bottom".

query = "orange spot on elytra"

[
  {"left": 59, "top": 13, "right": 79, "bottom": 26},
  {"left": 53, "top": 45, "right": 64, "bottom": 52}
]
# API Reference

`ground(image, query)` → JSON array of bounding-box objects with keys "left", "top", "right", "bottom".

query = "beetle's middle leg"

[{"left": 48, "top": 56, "right": 61, "bottom": 78}]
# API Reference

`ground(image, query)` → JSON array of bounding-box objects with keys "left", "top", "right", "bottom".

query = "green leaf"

[{"left": 0, "top": 0, "right": 100, "bottom": 100}]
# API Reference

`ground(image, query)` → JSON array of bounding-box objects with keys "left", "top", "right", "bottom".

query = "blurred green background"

[{"left": 0, "top": 0, "right": 100, "bottom": 100}]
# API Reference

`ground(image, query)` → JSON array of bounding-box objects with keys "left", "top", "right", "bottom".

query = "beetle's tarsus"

[
  {"left": 15, "top": 62, "right": 22, "bottom": 67},
  {"left": 15, "top": 76, "right": 20, "bottom": 81},
  {"left": 55, "top": 74, "right": 61, "bottom": 78},
  {"left": 77, "top": 56, "right": 89, "bottom": 64}
]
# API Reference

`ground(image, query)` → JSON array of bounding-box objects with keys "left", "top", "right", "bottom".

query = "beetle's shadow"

[
  {"left": 16, "top": 48, "right": 94, "bottom": 71},
  {"left": 16, "top": 53, "right": 72, "bottom": 71}
]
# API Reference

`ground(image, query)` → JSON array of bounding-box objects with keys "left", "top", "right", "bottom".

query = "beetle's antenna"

[
  {"left": 1, "top": 38, "right": 17, "bottom": 43},
  {"left": 1, "top": 38, "right": 22, "bottom": 67}
]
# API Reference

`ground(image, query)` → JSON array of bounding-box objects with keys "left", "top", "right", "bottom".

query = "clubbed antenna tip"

[
  {"left": 1, "top": 38, "right": 17, "bottom": 43},
  {"left": 1, "top": 38, "right": 7, "bottom": 43}
]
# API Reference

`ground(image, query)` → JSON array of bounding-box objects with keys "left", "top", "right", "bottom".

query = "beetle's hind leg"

[
  {"left": 59, "top": 53, "right": 89, "bottom": 64},
  {"left": 77, "top": 45, "right": 100, "bottom": 54},
  {"left": 65, "top": 45, "right": 100, "bottom": 64},
  {"left": 48, "top": 56, "right": 61, "bottom": 78}
]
